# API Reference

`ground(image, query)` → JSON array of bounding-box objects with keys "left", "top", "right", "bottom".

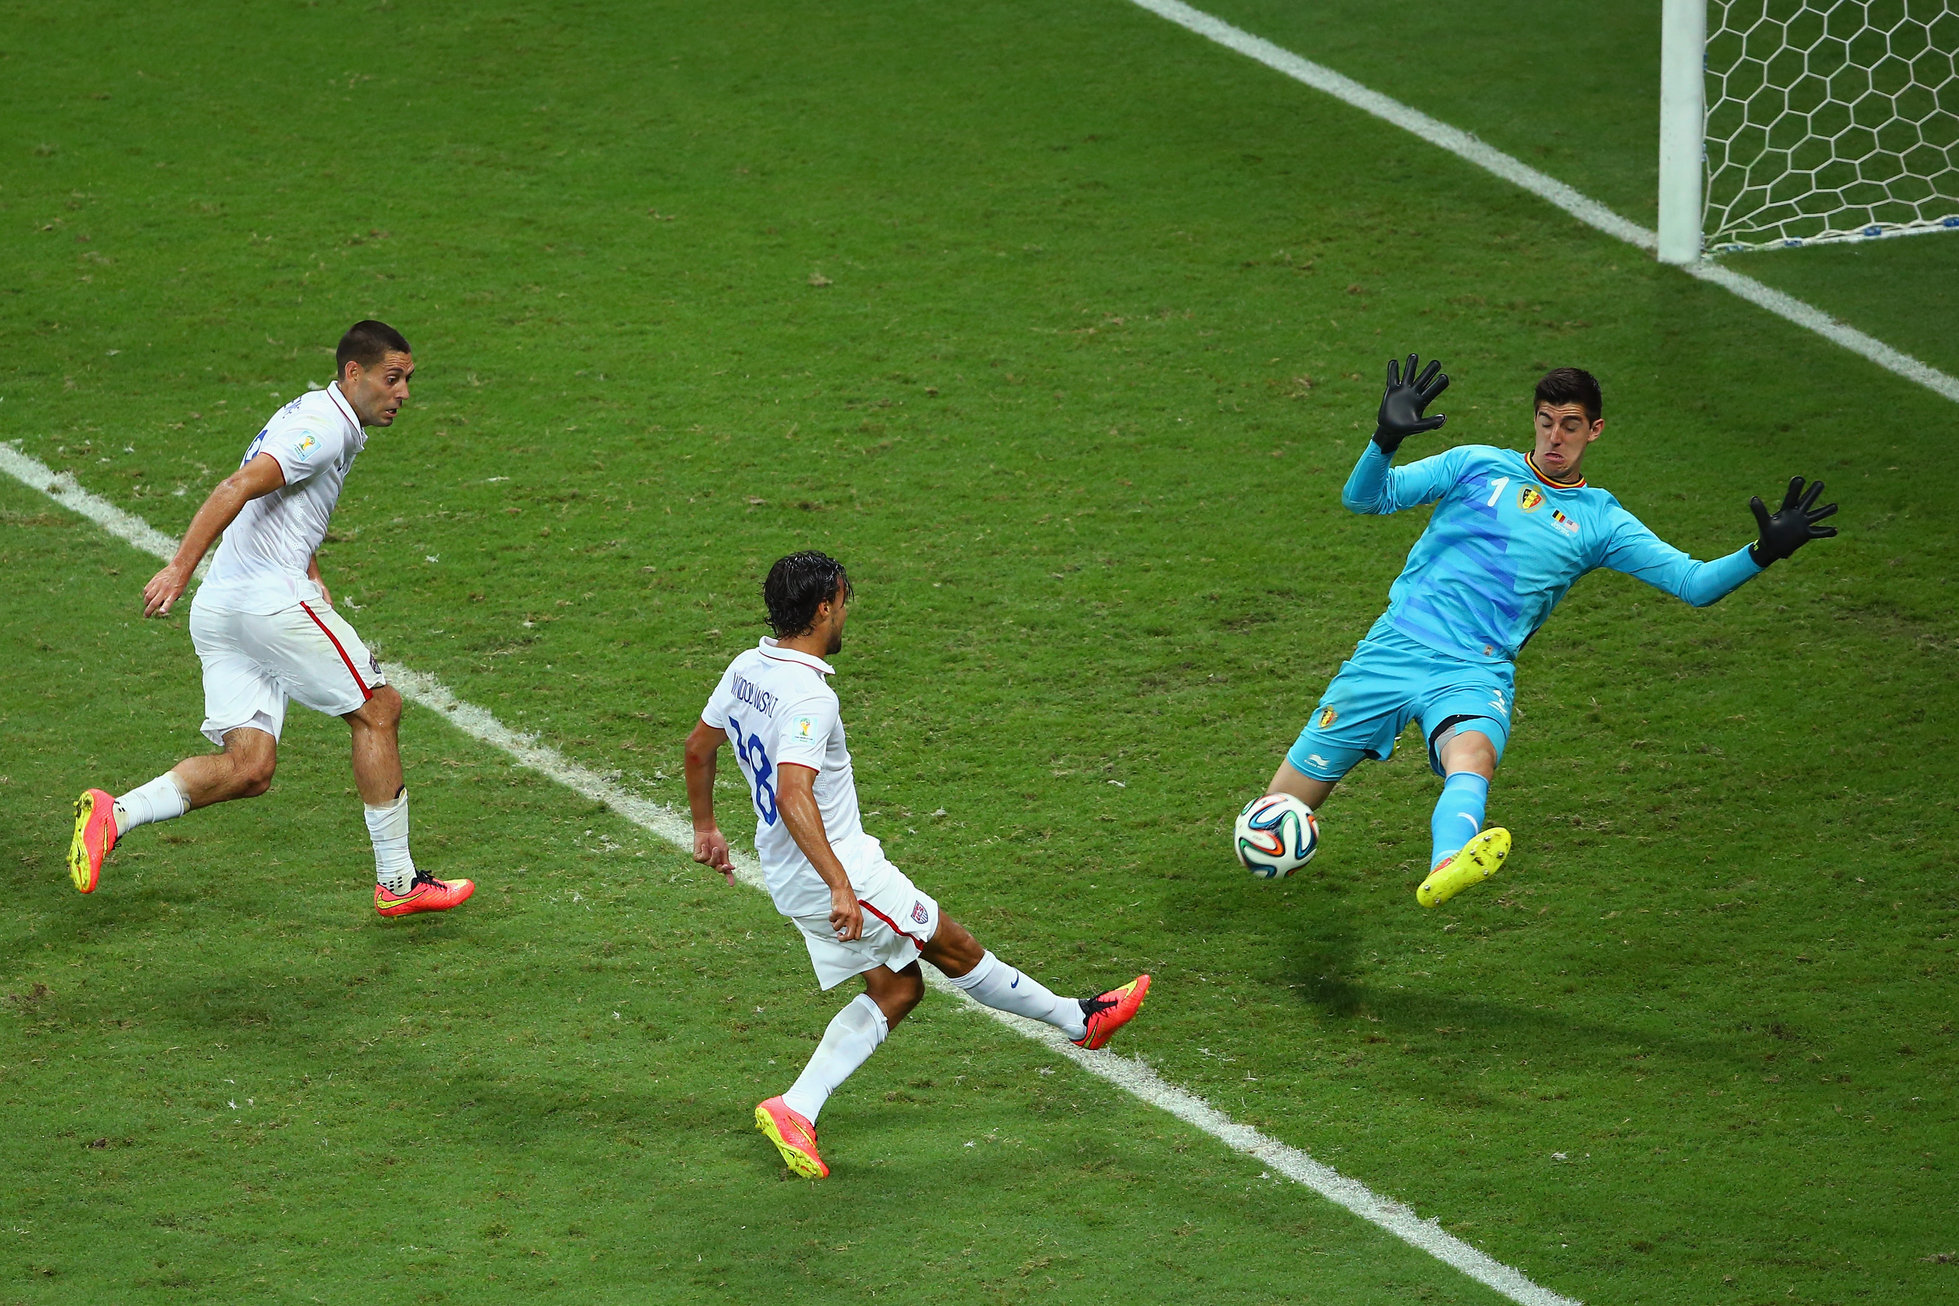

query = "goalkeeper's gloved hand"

[
  {"left": 1373, "top": 352, "right": 1450, "bottom": 454},
  {"left": 1748, "top": 475, "right": 1838, "bottom": 565}
]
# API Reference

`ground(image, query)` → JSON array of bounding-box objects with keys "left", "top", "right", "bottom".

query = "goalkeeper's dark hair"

[
  {"left": 1534, "top": 367, "right": 1602, "bottom": 423},
  {"left": 336, "top": 320, "right": 412, "bottom": 376},
  {"left": 763, "top": 551, "right": 853, "bottom": 637}
]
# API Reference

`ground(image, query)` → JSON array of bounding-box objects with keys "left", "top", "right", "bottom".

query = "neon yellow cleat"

[
  {"left": 69, "top": 788, "right": 117, "bottom": 894},
  {"left": 754, "top": 1096, "right": 828, "bottom": 1178},
  {"left": 1417, "top": 827, "right": 1511, "bottom": 908}
]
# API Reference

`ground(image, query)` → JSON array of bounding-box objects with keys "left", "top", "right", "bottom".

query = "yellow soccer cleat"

[
  {"left": 69, "top": 788, "right": 118, "bottom": 894},
  {"left": 754, "top": 1096, "right": 828, "bottom": 1179},
  {"left": 1417, "top": 827, "right": 1511, "bottom": 908}
]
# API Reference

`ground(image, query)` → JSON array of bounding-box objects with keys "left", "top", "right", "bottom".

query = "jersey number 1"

[{"left": 1485, "top": 476, "right": 1511, "bottom": 507}]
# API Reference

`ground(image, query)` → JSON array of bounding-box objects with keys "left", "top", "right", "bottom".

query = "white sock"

[
  {"left": 363, "top": 789, "right": 416, "bottom": 895},
  {"left": 782, "top": 993, "right": 888, "bottom": 1123},
  {"left": 942, "top": 950, "right": 1087, "bottom": 1042},
  {"left": 114, "top": 772, "right": 189, "bottom": 837}
]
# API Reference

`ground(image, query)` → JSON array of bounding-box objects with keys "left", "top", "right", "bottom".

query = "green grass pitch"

[{"left": 2, "top": 1, "right": 1955, "bottom": 1302}]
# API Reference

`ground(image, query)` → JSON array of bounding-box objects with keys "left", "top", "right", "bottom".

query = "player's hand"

[
  {"left": 142, "top": 562, "right": 193, "bottom": 617},
  {"left": 312, "top": 575, "right": 334, "bottom": 607},
  {"left": 1748, "top": 475, "right": 1838, "bottom": 565},
  {"left": 829, "top": 887, "right": 863, "bottom": 943},
  {"left": 693, "top": 828, "right": 735, "bottom": 885},
  {"left": 1373, "top": 352, "right": 1450, "bottom": 453}
]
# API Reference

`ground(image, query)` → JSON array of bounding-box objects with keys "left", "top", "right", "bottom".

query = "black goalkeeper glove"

[
  {"left": 1748, "top": 475, "right": 1838, "bottom": 566},
  {"left": 1372, "top": 352, "right": 1450, "bottom": 454}
]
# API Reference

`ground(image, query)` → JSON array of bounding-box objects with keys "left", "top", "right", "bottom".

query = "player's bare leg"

[
  {"left": 347, "top": 685, "right": 405, "bottom": 803},
  {"left": 175, "top": 727, "right": 282, "bottom": 807},
  {"left": 344, "top": 686, "right": 472, "bottom": 916},
  {"left": 1418, "top": 729, "right": 1510, "bottom": 908},
  {"left": 1266, "top": 759, "right": 1336, "bottom": 810},
  {"left": 68, "top": 728, "right": 273, "bottom": 893},
  {"left": 924, "top": 914, "right": 1150, "bottom": 1050},
  {"left": 861, "top": 960, "right": 926, "bottom": 1028}
]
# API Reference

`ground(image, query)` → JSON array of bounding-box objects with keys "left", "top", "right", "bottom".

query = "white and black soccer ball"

[{"left": 1234, "top": 793, "right": 1320, "bottom": 878}]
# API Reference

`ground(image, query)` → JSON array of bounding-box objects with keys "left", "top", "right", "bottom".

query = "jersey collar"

[
  {"left": 325, "top": 383, "right": 373, "bottom": 459},
  {"left": 1526, "top": 453, "right": 1586, "bottom": 489},
  {"left": 326, "top": 381, "right": 362, "bottom": 432},
  {"left": 758, "top": 637, "right": 834, "bottom": 676}
]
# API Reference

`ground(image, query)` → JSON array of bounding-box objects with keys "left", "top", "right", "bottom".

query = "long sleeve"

[
  {"left": 1601, "top": 515, "right": 1763, "bottom": 608},
  {"left": 1341, "top": 442, "right": 1466, "bottom": 516}
]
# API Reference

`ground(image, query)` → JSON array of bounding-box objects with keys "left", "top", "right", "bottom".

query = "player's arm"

[
  {"left": 1604, "top": 476, "right": 1838, "bottom": 606},
  {"left": 775, "top": 764, "right": 863, "bottom": 944},
  {"left": 1342, "top": 352, "right": 1455, "bottom": 514},
  {"left": 683, "top": 719, "right": 736, "bottom": 884},
  {"left": 306, "top": 553, "right": 332, "bottom": 607},
  {"left": 141, "top": 452, "right": 287, "bottom": 617}
]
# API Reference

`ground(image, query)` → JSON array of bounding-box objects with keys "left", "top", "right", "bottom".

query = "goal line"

[{"left": 1124, "top": 0, "right": 1959, "bottom": 406}]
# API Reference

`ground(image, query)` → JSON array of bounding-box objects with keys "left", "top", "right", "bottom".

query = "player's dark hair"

[
  {"left": 1534, "top": 367, "right": 1602, "bottom": 423},
  {"left": 335, "top": 320, "right": 412, "bottom": 376},
  {"left": 763, "top": 551, "right": 853, "bottom": 638}
]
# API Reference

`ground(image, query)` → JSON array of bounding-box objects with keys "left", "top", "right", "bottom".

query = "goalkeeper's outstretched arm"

[
  {"left": 1605, "top": 476, "right": 1839, "bottom": 606},
  {"left": 1342, "top": 351, "right": 1452, "bottom": 514}
]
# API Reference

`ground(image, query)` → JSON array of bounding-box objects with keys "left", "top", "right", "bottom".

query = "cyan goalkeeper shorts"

[{"left": 1286, "top": 621, "right": 1514, "bottom": 782}]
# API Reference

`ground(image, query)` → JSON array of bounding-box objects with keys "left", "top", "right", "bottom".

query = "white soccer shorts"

[
  {"left": 188, "top": 598, "right": 385, "bottom": 746},
  {"left": 792, "top": 861, "right": 941, "bottom": 990}
]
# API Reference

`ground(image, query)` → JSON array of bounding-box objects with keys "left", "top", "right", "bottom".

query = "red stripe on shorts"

[
  {"left": 299, "top": 601, "right": 374, "bottom": 701},
  {"left": 857, "top": 898, "right": 927, "bottom": 951}
]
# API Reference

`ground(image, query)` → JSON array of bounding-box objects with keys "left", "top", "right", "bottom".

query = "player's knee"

[
  {"left": 865, "top": 966, "right": 924, "bottom": 1026},
  {"left": 1270, "top": 761, "right": 1336, "bottom": 811},
  {"left": 231, "top": 751, "right": 278, "bottom": 797},
  {"left": 361, "top": 685, "right": 403, "bottom": 731},
  {"left": 924, "top": 916, "right": 985, "bottom": 976},
  {"left": 1454, "top": 730, "right": 1499, "bottom": 772}
]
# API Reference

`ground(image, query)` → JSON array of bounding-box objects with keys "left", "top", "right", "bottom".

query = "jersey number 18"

[{"left": 727, "top": 714, "right": 778, "bottom": 827}]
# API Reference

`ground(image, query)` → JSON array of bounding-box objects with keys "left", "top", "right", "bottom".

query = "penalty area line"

[
  {"left": 1123, "top": 0, "right": 1959, "bottom": 407},
  {"left": 0, "top": 439, "right": 1580, "bottom": 1306}
]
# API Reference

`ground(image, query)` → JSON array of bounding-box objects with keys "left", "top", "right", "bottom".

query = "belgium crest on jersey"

[{"left": 1517, "top": 485, "right": 1545, "bottom": 513}]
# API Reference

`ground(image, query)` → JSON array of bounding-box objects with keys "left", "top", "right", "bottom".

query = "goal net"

[{"left": 1698, "top": 1, "right": 1959, "bottom": 251}]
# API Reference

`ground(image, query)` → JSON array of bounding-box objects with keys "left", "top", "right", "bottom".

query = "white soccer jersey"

[
  {"left": 701, "top": 639, "right": 895, "bottom": 919},
  {"left": 196, "top": 383, "right": 367, "bottom": 615}
]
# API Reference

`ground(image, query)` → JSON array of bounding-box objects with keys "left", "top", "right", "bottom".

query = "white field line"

[
  {"left": 0, "top": 438, "right": 1582, "bottom": 1306},
  {"left": 1125, "top": 0, "right": 1959, "bottom": 407}
]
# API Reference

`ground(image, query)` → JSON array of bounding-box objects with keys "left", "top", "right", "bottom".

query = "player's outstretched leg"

[
  {"left": 924, "top": 917, "right": 1150, "bottom": 1051},
  {"left": 68, "top": 747, "right": 246, "bottom": 894},
  {"left": 1416, "top": 730, "right": 1512, "bottom": 908},
  {"left": 1417, "top": 768, "right": 1509, "bottom": 907}
]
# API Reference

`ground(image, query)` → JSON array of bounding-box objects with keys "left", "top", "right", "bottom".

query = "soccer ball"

[{"left": 1234, "top": 794, "right": 1319, "bottom": 878}]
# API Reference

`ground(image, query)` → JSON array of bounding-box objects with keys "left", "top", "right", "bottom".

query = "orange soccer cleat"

[
  {"left": 1074, "top": 973, "right": 1151, "bottom": 1050},
  {"left": 68, "top": 788, "right": 118, "bottom": 894},
  {"left": 754, "top": 1096, "right": 828, "bottom": 1178},
  {"left": 374, "top": 871, "right": 475, "bottom": 917}
]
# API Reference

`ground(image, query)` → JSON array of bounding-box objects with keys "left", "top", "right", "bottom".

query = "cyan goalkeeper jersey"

[{"left": 1341, "top": 442, "right": 1762, "bottom": 663}]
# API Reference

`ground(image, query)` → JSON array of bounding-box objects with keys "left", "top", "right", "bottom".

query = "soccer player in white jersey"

[
  {"left": 685, "top": 551, "right": 1150, "bottom": 1179},
  {"left": 66, "top": 320, "right": 474, "bottom": 918}
]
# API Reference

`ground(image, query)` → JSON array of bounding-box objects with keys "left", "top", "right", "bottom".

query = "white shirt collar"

[
  {"left": 326, "top": 381, "right": 362, "bottom": 433},
  {"left": 325, "top": 381, "right": 369, "bottom": 454},
  {"left": 758, "top": 636, "right": 834, "bottom": 676}
]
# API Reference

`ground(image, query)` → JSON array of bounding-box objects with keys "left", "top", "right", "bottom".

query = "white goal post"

[{"left": 1658, "top": 0, "right": 1959, "bottom": 263}]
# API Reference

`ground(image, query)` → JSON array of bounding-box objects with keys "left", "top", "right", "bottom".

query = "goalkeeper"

[{"left": 1267, "top": 356, "right": 1837, "bottom": 907}]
